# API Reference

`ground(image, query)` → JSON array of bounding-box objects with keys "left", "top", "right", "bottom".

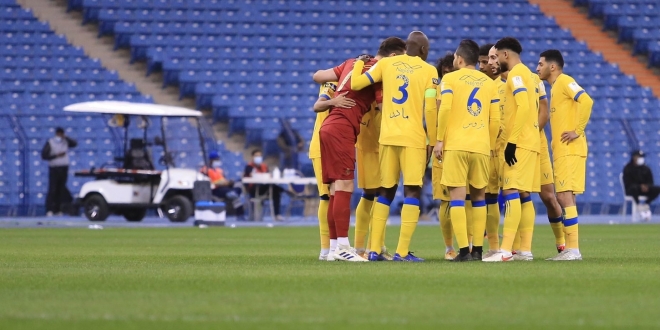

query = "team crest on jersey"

[
  {"left": 432, "top": 78, "right": 439, "bottom": 85},
  {"left": 393, "top": 62, "right": 422, "bottom": 74},
  {"left": 324, "top": 83, "right": 337, "bottom": 91}
]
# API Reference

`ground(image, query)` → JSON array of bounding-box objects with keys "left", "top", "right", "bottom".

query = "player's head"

[
  {"left": 435, "top": 53, "right": 455, "bottom": 78},
  {"left": 376, "top": 37, "right": 406, "bottom": 58},
  {"left": 479, "top": 43, "right": 499, "bottom": 79},
  {"left": 406, "top": 31, "right": 430, "bottom": 61},
  {"left": 494, "top": 37, "right": 523, "bottom": 72},
  {"left": 537, "top": 49, "right": 564, "bottom": 81},
  {"left": 55, "top": 127, "right": 65, "bottom": 137},
  {"left": 487, "top": 46, "right": 502, "bottom": 75},
  {"left": 453, "top": 39, "right": 479, "bottom": 69}
]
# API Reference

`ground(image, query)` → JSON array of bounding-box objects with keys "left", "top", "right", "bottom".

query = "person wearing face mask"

[
  {"left": 243, "top": 149, "right": 284, "bottom": 221},
  {"left": 41, "top": 127, "right": 77, "bottom": 217},
  {"left": 201, "top": 151, "right": 245, "bottom": 220},
  {"left": 623, "top": 150, "right": 659, "bottom": 221}
]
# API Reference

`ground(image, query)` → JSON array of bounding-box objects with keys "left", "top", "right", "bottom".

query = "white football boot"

[
  {"left": 513, "top": 252, "right": 534, "bottom": 261},
  {"left": 326, "top": 250, "right": 336, "bottom": 261},
  {"left": 333, "top": 245, "right": 368, "bottom": 262},
  {"left": 482, "top": 251, "right": 514, "bottom": 262},
  {"left": 482, "top": 250, "right": 499, "bottom": 259},
  {"left": 549, "top": 250, "right": 582, "bottom": 261}
]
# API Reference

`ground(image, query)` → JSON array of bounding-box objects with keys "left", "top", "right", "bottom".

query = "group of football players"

[{"left": 310, "top": 31, "right": 593, "bottom": 263}]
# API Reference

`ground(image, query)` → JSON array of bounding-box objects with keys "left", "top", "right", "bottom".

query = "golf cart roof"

[{"left": 64, "top": 101, "right": 202, "bottom": 117}]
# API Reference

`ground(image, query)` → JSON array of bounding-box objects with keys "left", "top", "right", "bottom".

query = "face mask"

[
  {"left": 636, "top": 157, "right": 645, "bottom": 166},
  {"left": 211, "top": 160, "right": 221, "bottom": 168},
  {"left": 253, "top": 156, "right": 263, "bottom": 165}
]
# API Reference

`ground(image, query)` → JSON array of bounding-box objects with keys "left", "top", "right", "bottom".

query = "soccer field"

[{"left": 1, "top": 225, "right": 659, "bottom": 329}]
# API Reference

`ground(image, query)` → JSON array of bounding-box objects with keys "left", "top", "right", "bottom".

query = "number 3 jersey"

[
  {"left": 358, "top": 54, "right": 439, "bottom": 149},
  {"left": 323, "top": 58, "right": 382, "bottom": 138},
  {"left": 437, "top": 68, "right": 500, "bottom": 156}
]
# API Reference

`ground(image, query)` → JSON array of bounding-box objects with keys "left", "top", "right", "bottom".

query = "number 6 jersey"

[
  {"left": 436, "top": 67, "right": 500, "bottom": 156},
  {"left": 351, "top": 54, "right": 439, "bottom": 149}
]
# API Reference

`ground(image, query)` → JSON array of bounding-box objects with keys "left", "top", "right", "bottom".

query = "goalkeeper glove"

[{"left": 504, "top": 142, "right": 518, "bottom": 166}]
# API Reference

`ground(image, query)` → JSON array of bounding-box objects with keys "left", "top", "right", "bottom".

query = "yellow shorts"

[
  {"left": 553, "top": 155, "right": 586, "bottom": 194},
  {"left": 539, "top": 139, "right": 554, "bottom": 186},
  {"left": 357, "top": 148, "right": 380, "bottom": 190},
  {"left": 432, "top": 160, "right": 450, "bottom": 201},
  {"left": 486, "top": 154, "right": 500, "bottom": 194},
  {"left": 379, "top": 145, "right": 426, "bottom": 188},
  {"left": 501, "top": 148, "right": 539, "bottom": 192},
  {"left": 440, "top": 150, "right": 490, "bottom": 189},
  {"left": 312, "top": 157, "right": 329, "bottom": 196}
]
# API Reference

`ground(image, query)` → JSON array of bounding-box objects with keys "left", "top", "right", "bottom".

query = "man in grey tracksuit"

[{"left": 41, "top": 127, "right": 77, "bottom": 216}]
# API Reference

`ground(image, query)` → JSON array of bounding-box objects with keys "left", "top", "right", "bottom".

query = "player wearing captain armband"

[
  {"left": 352, "top": 31, "right": 439, "bottom": 262},
  {"left": 312, "top": 37, "right": 406, "bottom": 262}
]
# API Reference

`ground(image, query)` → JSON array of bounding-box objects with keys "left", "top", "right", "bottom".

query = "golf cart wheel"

[
  {"left": 84, "top": 195, "right": 109, "bottom": 221},
  {"left": 162, "top": 195, "right": 192, "bottom": 222},
  {"left": 123, "top": 208, "right": 147, "bottom": 222}
]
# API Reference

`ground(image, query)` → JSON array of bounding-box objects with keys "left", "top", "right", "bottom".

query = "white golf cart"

[{"left": 66, "top": 101, "right": 212, "bottom": 222}]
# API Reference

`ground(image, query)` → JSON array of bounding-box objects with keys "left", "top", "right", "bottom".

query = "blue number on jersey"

[
  {"left": 467, "top": 87, "right": 482, "bottom": 116},
  {"left": 392, "top": 74, "right": 409, "bottom": 105}
]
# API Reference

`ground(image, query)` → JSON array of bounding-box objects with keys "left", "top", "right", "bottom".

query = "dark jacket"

[{"left": 623, "top": 161, "right": 654, "bottom": 191}]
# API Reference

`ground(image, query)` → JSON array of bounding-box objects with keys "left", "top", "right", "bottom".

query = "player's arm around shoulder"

[{"left": 351, "top": 57, "right": 384, "bottom": 91}]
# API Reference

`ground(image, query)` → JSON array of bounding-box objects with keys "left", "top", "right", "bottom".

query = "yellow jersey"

[
  {"left": 356, "top": 103, "right": 381, "bottom": 152},
  {"left": 495, "top": 76, "right": 507, "bottom": 151},
  {"left": 436, "top": 68, "right": 500, "bottom": 156},
  {"left": 501, "top": 63, "right": 540, "bottom": 152},
  {"left": 308, "top": 82, "right": 336, "bottom": 159},
  {"left": 351, "top": 54, "right": 439, "bottom": 149},
  {"left": 550, "top": 73, "right": 592, "bottom": 159}
]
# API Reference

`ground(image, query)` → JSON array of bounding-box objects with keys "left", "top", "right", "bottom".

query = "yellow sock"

[
  {"left": 500, "top": 193, "right": 522, "bottom": 252},
  {"left": 396, "top": 199, "right": 421, "bottom": 256},
  {"left": 548, "top": 216, "right": 565, "bottom": 246},
  {"left": 513, "top": 231, "right": 521, "bottom": 251},
  {"left": 318, "top": 199, "right": 330, "bottom": 249},
  {"left": 354, "top": 196, "right": 374, "bottom": 250},
  {"left": 439, "top": 201, "right": 453, "bottom": 248},
  {"left": 369, "top": 197, "right": 390, "bottom": 254},
  {"left": 449, "top": 200, "right": 469, "bottom": 249},
  {"left": 471, "top": 200, "right": 487, "bottom": 248},
  {"left": 486, "top": 199, "right": 500, "bottom": 251},
  {"left": 380, "top": 219, "right": 387, "bottom": 250},
  {"left": 564, "top": 205, "right": 579, "bottom": 251},
  {"left": 465, "top": 197, "right": 474, "bottom": 246},
  {"left": 519, "top": 197, "right": 535, "bottom": 252}
]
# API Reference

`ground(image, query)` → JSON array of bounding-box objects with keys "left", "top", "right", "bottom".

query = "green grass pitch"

[{"left": 1, "top": 224, "right": 659, "bottom": 329}]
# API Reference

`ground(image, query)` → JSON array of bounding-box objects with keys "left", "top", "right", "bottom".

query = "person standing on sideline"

[
  {"left": 41, "top": 127, "right": 77, "bottom": 216},
  {"left": 623, "top": 150, "right": 659, "bottom": 221}
]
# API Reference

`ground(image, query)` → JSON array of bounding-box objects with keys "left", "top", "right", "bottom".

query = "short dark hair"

[
  {"left": 479, "top": 43, "right": 494, "bottom": 57},
  {"left": 55, "top": 127, "right": 64, "bottom": 134},
  {"left": 251, "top": 149, "right": 262, "bottom": 156},
  {"left": 456, "top": 39, "right": 479, "bottom": 66},
  {"left": 435, "top": 53, "right": 454, "bottom": 77},
  {"left": 377, "top": 37, "right": 406, "bottom": 57},
  {"left": 540, "top": 49, "right": 564, "bottom": 68},
  {"left": 494, "top": 37, "right": 523, "bottom": 54}
]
